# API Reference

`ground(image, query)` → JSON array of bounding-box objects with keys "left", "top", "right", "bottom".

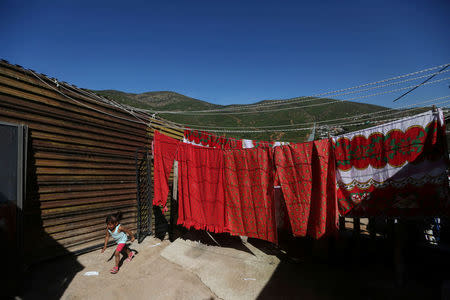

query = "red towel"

[
  {"left": 224, "top": 148, "right": 277, "bottom": 243},
  {"left": 274, "top": 139, "right": 338, "bottom": 239},
  {"left": 184, "top": 129, "right": 243, "bottom": 149},
  {"left": 177, "top": 142, "right": 226, "bottom": 233},
  {"left": 153, "top": 131, "right": 179, "bottom": 207}
]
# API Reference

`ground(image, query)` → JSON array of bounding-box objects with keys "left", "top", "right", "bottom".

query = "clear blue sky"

[{"left": 1, "top": 0, "right": 449, "bottom": 107}]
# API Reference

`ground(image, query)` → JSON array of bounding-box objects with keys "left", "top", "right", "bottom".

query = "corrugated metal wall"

[{"left": 0, "top": 60, "right": 181, "bottom": 263}]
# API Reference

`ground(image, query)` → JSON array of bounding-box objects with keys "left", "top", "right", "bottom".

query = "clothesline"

[
  {"left": 152, "top": 103, "right": 449, "bottom": 137},
  {"left": 187, "top": 69, "right": 449, "bottom": 113},
  {"left": 27, "top": 61, "right": 448, "bottom": 137},
  {"left": 137, "top": 63, "right": 450, "bottom": 114},
  {"left": 152, "top": 109, "right": 449, "bottom": 245},
  {"left": 149, "top": 96, "right": 450, "bottom": 137},
  {"left": 141, "top": 77, "right": 450, "bottom": 115},
  {"left": 162, "top": 95, "right": 450, "bottom": 130}
]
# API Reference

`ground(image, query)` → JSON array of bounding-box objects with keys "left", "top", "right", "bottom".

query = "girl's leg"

[
  {"left": 125, "top": 245, "right": 135, "bottom": 262},
  {"left": 114, "top": 250, "right": 120, "bottom": 267}
]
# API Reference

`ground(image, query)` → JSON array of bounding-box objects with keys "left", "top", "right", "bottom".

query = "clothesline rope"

[
  {"left": 29, "top": 70, "right": 149, "bottom": 125},
  {"left": 162, "top": 95, "right": 450, "bottom": 129},
  {"left": 142, "top": 63, "right": 450, "bottom": 114},
  {"left": 154, "top": 99, "right": 450, "bottom": 134},
  {"left": 154, "top": 109, "right": 448, "bottom": 242},
  {"left": 154, "top": 69, "right": 450, "bottom": 114},
  {"left": 25, "top": 64, "right": 449, "bottom": 139},
  {"left": 59, "top": 83, "right": 150, "bottom": 125},
  {"left": 148, "top": 77, "right": 450, "bottom": 115}
]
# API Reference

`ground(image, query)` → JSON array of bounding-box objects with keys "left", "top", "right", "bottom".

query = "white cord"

[
  {"left": 160, "top": 95, "right": 450, "bottom": 129},
  {"left": 168, "top": 100, "right": 450, "bottom": 134},
  {"left": 25, "top": 65, "right": 449, "bottom": 137},
  {"left": 59, "top": 84, "right": 149, "bottom": 125},
  {"left": 29, "top": 70, "right": 148, "bottom": 125},
  {"left": 149, "top": 77, "right": 450, "bottom": 115},
  {"left": 152, "top": 69, "right": 450, "bottom": 114},
  {"left": 140, "top": 63, "right": 450, "bottom": 114},
  {"left": 59, "top": 83, "right": 151, "bottom": 125}
]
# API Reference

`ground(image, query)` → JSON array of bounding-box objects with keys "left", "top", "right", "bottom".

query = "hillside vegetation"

[{"left": 93, "top": 90, "right": 426, "bottom": 142}]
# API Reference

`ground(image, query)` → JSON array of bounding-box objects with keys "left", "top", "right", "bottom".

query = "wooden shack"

[{"left": 0, "top": 60, "right": 182, "bottom": 263}]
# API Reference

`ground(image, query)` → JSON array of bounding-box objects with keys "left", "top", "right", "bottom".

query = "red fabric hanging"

[
  {"left": 335, "top": 110, "right": 449, "bottom": 217},
  {"left": 177, "top": 142, "right": 226, "bottom": 233},
  {"left": 274, "top": 187, "right": 291, "bottom": 231},
  {"left": 184, "top": 129, "right": 243, "bottom": 149},
  {"left": 153, "top": 130, "right": 180, "bottom": 207},
  {"left": 252, "top": 140, "right": 274, "bottom": 148},
  {"left": 224, "top": 148, "right": 277, "bottom": 243},
  {"left": 274, "top": 139, "right": 338, "bottom": 239}
]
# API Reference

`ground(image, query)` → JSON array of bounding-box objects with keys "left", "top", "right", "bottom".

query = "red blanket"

[
  {"left": 224, "top": 148, "right": 277, "bottom": 243},
  {"left": 334, "top": 110, "right": 449, "bottom": 216},
  {"left": 153, "top": 131, "right": 180, "bottom": 207},
  {"left": 177, "top": 143, "right": 226, "bottom": 233},
  {"left": 274, "top": 139, "right": 338, "bottom": 239},
  {"left": 184, "top": 129, "right": 243, "bottom": 149}
]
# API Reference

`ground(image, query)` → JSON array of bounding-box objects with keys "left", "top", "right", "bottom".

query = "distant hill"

[
  {"left": 93, "top": 90, "right": 426, "bottom": 142},
  {"left": 94, "top": 90, "right": 220, "bottom": 111}
]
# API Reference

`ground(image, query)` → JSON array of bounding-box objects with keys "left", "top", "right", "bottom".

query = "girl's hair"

[{"left": 106, "top": 211, "right": 122, "bottom": 224}]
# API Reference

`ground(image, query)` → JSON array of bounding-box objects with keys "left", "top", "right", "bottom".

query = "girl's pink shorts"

[{"left": 116, "top": 243, "right": 125, "bottom": 252}]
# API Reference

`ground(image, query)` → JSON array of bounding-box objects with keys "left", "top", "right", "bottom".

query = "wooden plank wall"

[{"left": 0, "top": 61, "right": 158, "bottom": 263}]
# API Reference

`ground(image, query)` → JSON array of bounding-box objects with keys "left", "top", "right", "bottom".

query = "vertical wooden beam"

[
  {"left": 339, "top": 216, "right": 345, "bottom": 231},
  {"left": 353, "top": 217, "right": 361, "bottom": 236}
]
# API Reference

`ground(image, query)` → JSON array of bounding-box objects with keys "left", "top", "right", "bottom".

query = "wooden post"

[
  {"left": 172, "top": 160, "right": 178, "bottom": 201},
  {"left": 339, "top": 216, "right": 345, "bottom": 232},
  {"left": 169, "top": 160, "right": 179, "bottom": 241},
  {"left": 369, "top": 217, "right": 376, "bottom": 239},
  {"left": 353, "top": 217, "right": 361, "bottom": 236}
]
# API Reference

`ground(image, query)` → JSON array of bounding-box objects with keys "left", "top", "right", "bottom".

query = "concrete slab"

[{"left": 160, "top": 238, "right": 280, "bottom": 300}]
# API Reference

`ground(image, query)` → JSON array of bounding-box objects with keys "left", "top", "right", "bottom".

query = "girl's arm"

[
  {"left": 119, "top": 225, "right": 135, "bottom": 242},
  {"left": 101, "top": 229, "right": 110, "bottom": 253}
]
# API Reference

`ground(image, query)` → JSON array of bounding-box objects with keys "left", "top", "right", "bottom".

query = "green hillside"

[
  {"left": 95, "top": 90, "right": 220, "bottom": 111},
  {"left": 93, "top": 90, "right": 426, "bottom": 142}
]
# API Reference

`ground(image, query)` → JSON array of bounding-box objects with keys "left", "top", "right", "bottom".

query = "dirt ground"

[
  {"left": 22, "top": 238, "right": 217, "bottom": 300},
  {"left": 20, "top": 230, "right": 450, "bottom": 300}
]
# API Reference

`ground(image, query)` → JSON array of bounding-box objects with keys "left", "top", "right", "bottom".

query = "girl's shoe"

[
  {"left": 126, "top": 251, "right": 135, "bottom": 262},
  {"left": 110, "top": 266, "right": 119, "bottom": 274}
]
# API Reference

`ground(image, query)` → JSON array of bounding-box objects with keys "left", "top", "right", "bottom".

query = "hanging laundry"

[
  {"left": 274, "top": 139, "right": 338, "bottom": 239},
  {"left": 253, "top": 140, "right": 275, "bottom": 148},
  {"left": 177, "top": 142, "right": 227, "bottom": 233},
  {"left": 273, "top": 141, "right": 289, "bottom": 147},
  {"left": 242, "top": 139, "right": 254, "bottom": 149},
  {"left": 153, "top": 130, "right": 180, "bottom": 207},
  {"left": 242, "top": 139, "right": 275, "bottom": 149},
  {"left": 184, "top": 129, "right": 242, "bottom": 149},
  {"left": 334, "top": 109, "right": 449, "bottom": 216},
  {"left": 274, "top": 187, "right": 291, "bottom": 231},
  {"left": 223, "top": 148, "right": 277, "bottom": 243}
]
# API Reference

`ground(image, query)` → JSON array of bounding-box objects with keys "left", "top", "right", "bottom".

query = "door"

[{"left": 0, "top": 122, "right": 27, "bottom": 255}]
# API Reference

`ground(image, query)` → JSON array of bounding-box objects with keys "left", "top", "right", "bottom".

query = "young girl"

[{"left": 101, "top": 212, "right": 135, "bottom": 274}]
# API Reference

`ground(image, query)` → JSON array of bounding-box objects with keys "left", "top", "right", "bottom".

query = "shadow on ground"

[
  {"left": 4, "top": 137, "right": 84, "bottom": 299},
  {"left": 178, "top": 228, "right": 256, "bottom": 256},
  {"left": 257, "top": 229, "right": 450, "bottom": 300}
]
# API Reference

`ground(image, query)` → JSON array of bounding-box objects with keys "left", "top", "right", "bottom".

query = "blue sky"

[{"left": 1, "top": 0, "right": 449, "bottom": 108}]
